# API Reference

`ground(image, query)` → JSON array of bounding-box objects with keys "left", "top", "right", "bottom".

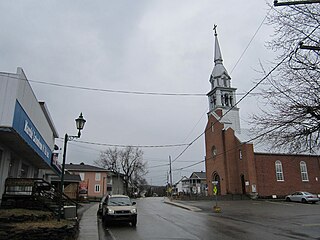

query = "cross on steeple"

[{"left": 213, "top": 24, "right": 217, "bottom": 36}]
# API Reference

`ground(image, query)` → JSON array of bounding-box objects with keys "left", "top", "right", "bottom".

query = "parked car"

[
  {"left": 102, "top": 194, "right": 137, "bottom": 227},
  {"left": 97, "top": 195, "right": 109, "bottom": 216},
  {"left": 285, "top": 191, "right": 319, "bottom": 203}
]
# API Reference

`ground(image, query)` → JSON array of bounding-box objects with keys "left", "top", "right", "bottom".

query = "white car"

[{"left": 285, "top": 191, "right": 319, "bottom": 203}]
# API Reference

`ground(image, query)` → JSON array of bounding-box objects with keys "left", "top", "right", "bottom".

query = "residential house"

[
  {"left": 174, "top": 176, "right": 189, "bottom": 194},
  {"left": 189, "top": 172, "right": 207, "bottom": 195},
  {"left": 65, "top": 163, "right": 125, "bottom": 199}
]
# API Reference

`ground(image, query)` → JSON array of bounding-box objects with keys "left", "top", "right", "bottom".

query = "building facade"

[
  {"left": 0, "top": 68, "right": 59, "bottom": 203},
  {"left": 65, "top": 163, "right": 125, "bottom": 199},
  {"left": 174, "top": 176, "right": 189, "bottom": 194},
  {"left": 205, "top": 30, "right": 320, "bottom": 198},
  {"left": 189, "top": 172, "right": 207, "bottom": 195}
]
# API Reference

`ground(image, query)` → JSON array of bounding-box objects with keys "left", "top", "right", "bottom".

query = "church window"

[
  {"left": 300, "top": 161, "right": 309, "bottom": 181},
  {"left": 221, "top": 95, "right": 224, "bottom": 106},
  {"left": 239, "top": 150, "right": 242, "bottom": 160},
  {"left": 230, "top": 96, "right": 233, "bottom": 106},
  {"left": 225, "top": 94, "right": 229, "bottom": 106},
  {"left": 211, "top": 122, "right": 214, "bottom": 132},
  {"left": 211, "top": 146, "right": 217, "bottom": 158},
  {"left": 275, "top": 160, "right": 284, "bottom": 181}
]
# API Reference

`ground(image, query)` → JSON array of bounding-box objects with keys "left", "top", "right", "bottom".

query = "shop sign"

[{"left": 12, "top": 101, "right": 52, "bottom": 166}]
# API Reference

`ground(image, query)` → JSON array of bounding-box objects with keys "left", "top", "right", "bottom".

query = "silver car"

[
  {"left": 285, "top": 191, "right": 319, "bottom": 203},
  {"left": 97, "top": 195, "right": 109, "bottom": 216},
  {"left": 102, "top": 194, "right": 137, "bottom": 227}
]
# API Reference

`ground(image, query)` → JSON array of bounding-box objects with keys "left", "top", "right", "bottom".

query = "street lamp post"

[{"left": 58, "top": 113, "right": 86, "bottom": 221}]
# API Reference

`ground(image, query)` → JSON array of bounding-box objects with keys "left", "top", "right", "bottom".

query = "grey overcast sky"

[{"left": 0, "top": 0, "right": 276, "bottom": 185}]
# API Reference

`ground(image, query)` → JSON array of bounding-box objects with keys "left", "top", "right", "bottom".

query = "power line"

[
  {"left": 172, "top": 56, "right": 288, "bottom": 164},
  {"left": 170, "top": 6, "right": 274, "bottom": 165},
  {"left": 147, "top": 163, "right": 169, "bottom": 169},
  {"left": 58, "top": 138, "right": 189, "bottom": 148},
  {"left": 0, "top": 74, "right": 205, "bottom": 97},
  {"left": 173, "top": 113, "right": 304, "bottom": 172},
  {"left": 230, "top": 5, "right": 274, "bottom": 74},
  {"left": 0, "top": 73, "right": 265, "bottom": 97}
]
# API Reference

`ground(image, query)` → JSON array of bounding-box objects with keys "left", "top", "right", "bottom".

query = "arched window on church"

[
  {"left": 300, "top": 161, "right": 309, "bottom": 181},
  {"left": 275, "top": 160, "right": 284, "bottom": 181}
]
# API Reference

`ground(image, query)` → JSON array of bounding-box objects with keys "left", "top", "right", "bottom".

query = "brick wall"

[{"left": 255, "top": 153, "right": 320, "bottom": 197}]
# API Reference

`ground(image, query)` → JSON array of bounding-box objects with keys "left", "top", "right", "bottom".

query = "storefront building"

[{"left": 0, "top": 67, "right": 59, "bottom": 203}]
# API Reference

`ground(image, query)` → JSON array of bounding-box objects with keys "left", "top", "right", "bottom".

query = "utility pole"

[
  {"left": 274, "top": 0, "right": 320, "bottom": 6},
  {"left": 169, "top": 156, "right": 173, "bottom": 198}
]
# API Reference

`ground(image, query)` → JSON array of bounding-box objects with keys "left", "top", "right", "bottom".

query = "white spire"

[
  {"left": 211, "top": 26, "right": 229, "bottom": 79},
  {"left": 214, "top": 25, "right": 223, "bottom": 65}
]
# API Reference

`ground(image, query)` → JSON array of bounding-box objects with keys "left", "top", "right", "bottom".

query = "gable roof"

[
  {"left": 189, "top": 171, "right": 206, "bottom": 179},
  {"left": 175, "top": 176, "right": 188, "bottom": 185},
  {"left": 65, "top": 163, "right": 108, "bottom": 172}
]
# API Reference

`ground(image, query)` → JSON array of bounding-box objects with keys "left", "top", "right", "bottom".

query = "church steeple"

[
  {"left": 214, "top": 26, "right": 223, "bottom": 65},
  {"left": 210, "top": 25, "right": 231, "bottom": 90},
  {"left": 207, "top": 26, "right": 240, "bottom": 132}
]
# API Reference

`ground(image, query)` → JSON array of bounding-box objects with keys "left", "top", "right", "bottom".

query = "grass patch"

[
  {"left": 11, "top": 219, "right": 72, "bottom": 230},
  {"left": 0, "top": 208, "right": 52, "bottom": 218}
]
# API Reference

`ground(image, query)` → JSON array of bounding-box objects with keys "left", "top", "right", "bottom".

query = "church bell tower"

[{"left": 207, "top": 26, "right": 240, "bottom": 132}]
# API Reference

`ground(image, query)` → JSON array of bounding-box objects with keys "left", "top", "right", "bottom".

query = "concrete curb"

[{"left": 163, "top": 198, "right": 202, "bottom": 212}]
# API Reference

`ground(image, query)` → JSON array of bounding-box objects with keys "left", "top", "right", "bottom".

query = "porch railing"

[{"left": 1, "top": 178, "right": 78, "bottom": 219}]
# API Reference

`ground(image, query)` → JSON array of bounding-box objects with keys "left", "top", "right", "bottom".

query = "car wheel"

[
  {"left": 102, "top": 217, "right": 109, "bottom": 226},
  {"left": 301, "top": 198, "right": 307, "bottom": 203},
  {"left": 131, "top": 217, "right": 137, "bottom": 227},
  {"left": 285, "top": 197, "right": 291, "bottom": 202}
]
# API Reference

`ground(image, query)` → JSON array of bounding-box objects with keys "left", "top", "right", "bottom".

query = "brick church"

[{"left": 205, "top": 29, "right": 320, "bottom": 198}]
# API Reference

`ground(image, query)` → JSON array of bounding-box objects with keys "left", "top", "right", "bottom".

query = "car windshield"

[{"left": 108, "top": 197, "right": 132, "bottom": 206}]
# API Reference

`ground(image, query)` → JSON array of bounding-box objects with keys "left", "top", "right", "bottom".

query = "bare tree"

[
  {"left": 251, "top": 4, "right": 320, "bottom": 153},
  {"left": 94, "top": 146, "right": 148, "bottom": 194}
]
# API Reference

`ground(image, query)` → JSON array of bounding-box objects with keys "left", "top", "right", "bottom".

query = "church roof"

[{"left": 235, "top": 129, "right": 317, "bottom": 155}]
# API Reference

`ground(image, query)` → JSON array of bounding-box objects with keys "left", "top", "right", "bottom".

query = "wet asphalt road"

[{"left": 98, "top": 197, "right": 320, "bottom": 240}]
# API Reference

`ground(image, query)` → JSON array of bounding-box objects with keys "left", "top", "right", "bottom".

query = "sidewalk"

[
  {"left": 163, "top": 197, "right": 202, "bottom": 212},
  {"left": 77, "top": 203, "right": 99, "bottom": 240}
]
